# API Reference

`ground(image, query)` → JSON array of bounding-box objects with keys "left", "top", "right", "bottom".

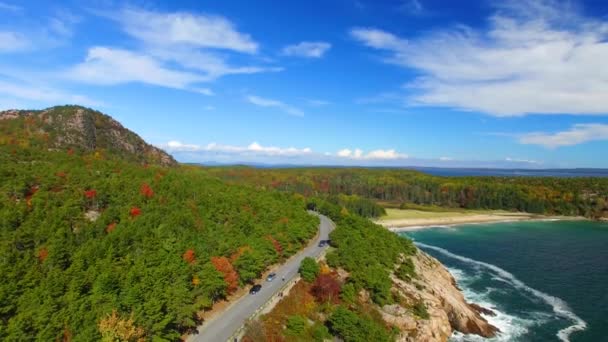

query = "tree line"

[{"left": 205, "top": 167, "right": 608, "bottom": 218}]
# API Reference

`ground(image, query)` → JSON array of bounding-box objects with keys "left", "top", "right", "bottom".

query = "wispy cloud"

[
  {"left": 306, "top": 99, "right": 331, "bottom": 106},
  {"left": 0, "top": 80, "right": 102, "bottom": 107},
  {"left": 336, "top": 148, "right": 408, "bottom": 160},
  {"left": 162, "top": 141, "right": 313, "bottom": 157},
  {"left": 351, "top": 0, "right": 608, "bottom": 116},
  {"left": 66, "top": 47, "right": 204, "bottom": 89},
  {"left": 118, "top": 8, "right": 258, "bottom": 53},
  {"left": 0, "top": 1, "right": 21, "bottom": 12},
  {"left": 245, "top": 95, "right": 304, "bottom": 116},
  {"left": 0, "top": 31, "right": 29, "bottom": 53},
  {"left": 281, "top": 41, "right": 331, "bottom": 58},
  {"left": 505, "top": 157, "right": 541, "bottom": 164},
  {"left": 518, "top": 124, "right": 608, "bottom": 148},
  {"left": 64, "top": 7, "right": 281, "bottom": 91},
  {"left": 398, "top": 0, "right": 426, "bottom": 16}
]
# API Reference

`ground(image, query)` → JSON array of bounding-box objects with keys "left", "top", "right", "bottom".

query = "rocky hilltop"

[
  {"left": 0, "top": 105, "right": 176, "bottom": 166},
  {"left": 382, "top": 250, "right": 498, "bottom": 341}
]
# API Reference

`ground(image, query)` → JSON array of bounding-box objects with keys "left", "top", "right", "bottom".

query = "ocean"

[
  {"left": 410, "top": 167, "right": 608, "bottom": 178},
  {"left": 400, "top": 220, "right": 608, "bottom": 342}
]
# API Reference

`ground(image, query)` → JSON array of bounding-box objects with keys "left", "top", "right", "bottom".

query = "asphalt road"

[{"left": 188, "top": 213, "right": 334, "bottom": 342}]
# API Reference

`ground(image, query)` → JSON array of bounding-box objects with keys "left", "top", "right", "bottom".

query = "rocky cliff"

[
  {"left": 0, "top": 105, "right": 176, "bottom": 166},
  {"left": 381, "top": 251, "right": 498, "bottom": 341}
]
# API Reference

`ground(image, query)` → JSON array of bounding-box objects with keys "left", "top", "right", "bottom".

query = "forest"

[
  {"left": 0, "top": 144, "right": 318, "bottom": 341},
  {"left": 205, "top": 167, "right": 608, "bottom": 218},
  {"left": 244, "top": 198, "right": 420, "bottom": 341}
]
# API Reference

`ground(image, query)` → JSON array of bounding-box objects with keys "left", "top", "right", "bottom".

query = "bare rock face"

[{"left": 383, "top": 251, "right": 498, "bottom": 342}]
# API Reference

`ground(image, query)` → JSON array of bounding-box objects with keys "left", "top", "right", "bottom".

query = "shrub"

[
  {"left": 299, "top": 257, "right": 320, "bottom": 282},
  {"left": 395, "top": 257, "right": 416, "bottom": 281},
  {"left": 340, "top": 282, "right": 357, "bottom": 303},
  {"left": 285, "top": 315, "right": 308, "bottom": 336},
  {"left": 328, "top": 306, "right": 390, "bottom": 342},
  {"left": 412, "top": 300, "right": 430, "bottom": 319}
]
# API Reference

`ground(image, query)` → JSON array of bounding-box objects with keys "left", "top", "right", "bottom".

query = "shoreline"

[{"left": 376, "top": 213, "right": 587, "bottom": 232}]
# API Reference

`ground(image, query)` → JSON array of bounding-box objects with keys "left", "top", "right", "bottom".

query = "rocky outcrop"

[
  {"left": 0, "top": 105, "right": 176, "bottom": 166},
  {"left": 381, "top": 251, "right": 498, "bottom": 342}
]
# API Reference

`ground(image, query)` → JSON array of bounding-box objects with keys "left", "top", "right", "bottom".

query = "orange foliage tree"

[
  {"left": 84, "top": 189, "right": 97, "bottom": 199},
  {"left": 140, "top": 183, "right": 154, "bottom": 198},
  {"left": 311, "top": 274, "right": 341, "bottom": 303},
  {"left": 37, "top": 247, "right": 49, "bottom": 262},
  {"left": 182, "top": 249, "right": 196, "bottom": 264},
  {"left": 129, "top": 207, "right": 141, "bottom": 218},
  {"left": 265, "top": 235, "right": 283, "bottom": 255},
  {"left": 211, "top": 256, "right": 239, "bottom": 294},
  {"left": 98, "top": 310, "right": 145, "bottom": 342},
  {"left": 106, "top": 222, "right": 117, "bottom": 233}
]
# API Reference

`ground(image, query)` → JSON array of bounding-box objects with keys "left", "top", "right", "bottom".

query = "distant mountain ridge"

[{"left": 0, "top": 105, "right": 176, "bottom": 166}]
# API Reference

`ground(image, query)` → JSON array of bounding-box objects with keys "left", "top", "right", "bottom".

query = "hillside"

[
  {"left": 204, "top": 167, "right": 608, "bottom": 219},
  {"left": 0, "top": 108, "right": 319, "bottom": 341},
  {"left": 0, "top": 105, "right": 176, "bottom": 166}
]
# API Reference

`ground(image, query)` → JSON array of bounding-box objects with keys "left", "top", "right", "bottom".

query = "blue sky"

[{"left": 2, "top": 0, "right": 608, "bottom": 168}]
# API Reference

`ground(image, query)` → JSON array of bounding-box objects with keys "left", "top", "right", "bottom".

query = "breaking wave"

[{"left": 416, "top": 242, "right": 587, "bottom": 342}]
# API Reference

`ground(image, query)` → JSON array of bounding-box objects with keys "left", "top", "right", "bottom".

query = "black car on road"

[{"left": 249, "top": 284, "right": 262, "bottom": 295}]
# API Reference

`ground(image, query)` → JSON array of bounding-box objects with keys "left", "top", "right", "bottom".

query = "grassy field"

[{"left": 377, "top": 208, "right": 516, "bottom": 221}]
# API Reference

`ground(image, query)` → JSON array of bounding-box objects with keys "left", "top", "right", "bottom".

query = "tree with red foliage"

[
  {"left": 265, "top": 235, "right": 283, "bottom": 255},
  {"left": 211, "top": 256, "right": 239, "bottom": 294},
  {"left": 129, "top": 207, "right": 141, "bottom": 218},
  {"left": 183, "top": 249, "right": 196, "bottom": 264},
  {"left": 106, "top": 222, "right": 117, "bottom": 233},
  {"left": 38, "top": 248, "right": 49, "bottom": 262},
  {"left": 311, "top": 274, "right": 341, "bottom": 303},
  {"left": 140, "top": 183, "right": 154, "bottom": 198},
  {"left": 84, "top": 189, "right": 97, "bottom": 199}
]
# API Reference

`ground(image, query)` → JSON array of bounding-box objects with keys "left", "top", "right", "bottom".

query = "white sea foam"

[
  {"left": 417, "top": 242, "right": 587, "bottom": 342},
  {"left": 446, "top": 267, "right": 536, "bottom": 341}
]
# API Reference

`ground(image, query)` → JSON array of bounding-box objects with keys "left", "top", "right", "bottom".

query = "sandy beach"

[{"left": 375, "top": 211, "right": 578, "bottom": 232}]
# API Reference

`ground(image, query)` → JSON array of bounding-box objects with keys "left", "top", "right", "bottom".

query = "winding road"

[{"left": 187, "top": 213, "right": 334, "bottom": 342}]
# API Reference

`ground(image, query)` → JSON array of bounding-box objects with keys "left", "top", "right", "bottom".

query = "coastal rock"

[{"left": 385, "top": 251, "right": 498, "bottom": 342}]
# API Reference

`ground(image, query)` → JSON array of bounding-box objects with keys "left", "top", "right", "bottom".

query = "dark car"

[
  {"left": 318, "top": 240, "right": 326, "bottom": 247},
  {"left": 250, "top": 284, "right": 262, "bottom": 295},
  {"left": 266, "top": 273, "right": 277, "bottom": 282}
]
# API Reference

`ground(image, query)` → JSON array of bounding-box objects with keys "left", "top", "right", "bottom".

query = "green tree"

[{"left": 299, "top": 257, "right": 320, "bottom": 282}]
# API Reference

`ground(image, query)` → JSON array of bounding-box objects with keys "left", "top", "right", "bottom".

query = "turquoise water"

[{"left": 401, "top": 220, "right": 608, "bottom": 342}]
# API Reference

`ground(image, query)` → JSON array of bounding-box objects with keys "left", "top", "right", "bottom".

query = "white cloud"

[
  {"left": 505, "top": 157, "right": 540, "bottom": 164},
  {"left": 0, "top": 31, "right": 29, "bottom": 52},
  {"left": 351, "top": 0, "right": 608, "bottom": 116},
  {"left": 281, "top": 41, "right": 331, "bottom": 58},
  {"left": 66, "top": 47, "right": 204, "bottom": 88},
  {"left": 439, "top": 156, "right": 453, "bottom": 161},
  {"left": 246, "top": 95, "right": 304, "bottom": 116},
  {"left": 0, "top": 2, "right": 21, "bottom": 12},
  {"left": 149, "top": 48, "right": 282, "bottom": 81},
  {"left": 399, "top": 0, "right": 425, "bottom": 16},
  {"left": 306, "top": 99, "right": 331, "bottom": 106},
  {"left": 351, "top": 28, "right": 408, "bottom": 51},
  {"left": 163, "top": 140, "right": 313, "bottom": 157},
  {"left": 64, "top": 7, "right": 280, "bottom": 89},
  {"left": 0, "top": 80, "right": 102, "bottom": 107},
  {"left": 518, "top": 123, "right": 608, "bottom": 148},
  {"left": 118, "top": 8, "right": 258, "bottom": 53},
  {"left": 336, "top": 148, "right": 408, "bottom": 160},
  {"left": 193, "top": 88, "right": 214, "bottom": 96}
]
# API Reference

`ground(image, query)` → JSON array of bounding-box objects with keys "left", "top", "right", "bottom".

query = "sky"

[{"left": 2, "top": 0, "right": 608, "bottom": 168}]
